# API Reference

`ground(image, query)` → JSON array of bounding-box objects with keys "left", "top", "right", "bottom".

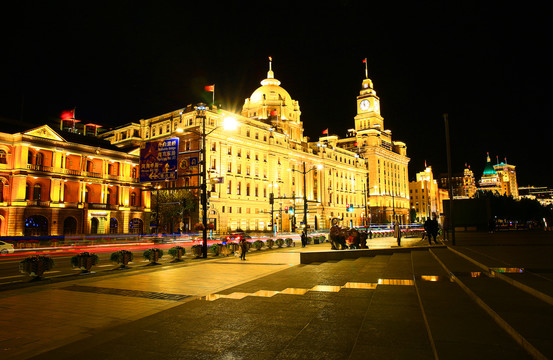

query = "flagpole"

[
  {"left": 364, "top": 58, "right": 368, "bottom": 79},
  {"left": 212, "top": 85, "right": 215, "bottom": 107}
]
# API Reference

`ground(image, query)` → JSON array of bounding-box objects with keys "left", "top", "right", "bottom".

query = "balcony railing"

[{"left": 26, "top": 164, "right": 140, "bottom": 182}]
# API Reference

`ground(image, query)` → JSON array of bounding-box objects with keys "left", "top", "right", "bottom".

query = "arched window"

[
  {"left": 27, "top": 151, "right": 33, "bottom": 164},
  {"left": 33, "top": 184, "right": 41, "bottom": 200},
  {"left": 131, "top": 167, "right": 137, "bottom": 178},
  {"left": 0, "top": 150, "right": 7, "bottom": 164},
  {"left": 130, "top": 192, "right": 136, "bottom": 206},
  {"left": 84, "top": 187, "right": 90, "bottom": 203}
]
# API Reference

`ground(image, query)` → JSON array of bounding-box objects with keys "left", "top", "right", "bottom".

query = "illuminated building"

[
  {"left": 494, "top": 160, "right": 519, "bottom": 199},
  {"left": 337, "top": 76, "right": 410, "bottom": 224},
  {"left": 102, "top": 60, "right": 371, "bottom": 232},
  {"left": 438, "top": 164, "right": 477, "bottom": 199},
  {"left": 0, "top": 120, "right": 149, "bottom": 237},
  {"left": 409, "top": 166, "right": 449, "bottom": 223},
  {"left": 478, "top": 154, "right": 518, "bottom": 198}
]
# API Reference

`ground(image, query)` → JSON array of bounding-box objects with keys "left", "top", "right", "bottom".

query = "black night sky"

[{"left": 2, "top": 2, "right": 550, "bottom": 187}]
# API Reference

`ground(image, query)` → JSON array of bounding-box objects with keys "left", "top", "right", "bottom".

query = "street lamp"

[
  {"left": 288, "top": 162, "right": 322, "bottom": 231},
  {"left": 192, "top": 104, "right": 237, "bottom": 258}
]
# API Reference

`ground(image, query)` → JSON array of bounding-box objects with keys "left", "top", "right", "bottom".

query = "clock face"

[{"left": 359, "top": 99, "right": 370, "bottom": 111}]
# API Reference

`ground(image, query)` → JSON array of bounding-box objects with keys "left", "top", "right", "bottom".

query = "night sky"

[{"left": 2, "top": 2, "right": 550, "bottom": 187}]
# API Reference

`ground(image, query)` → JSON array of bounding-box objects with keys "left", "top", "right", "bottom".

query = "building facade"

[
  {"left": 478, "top": 154, "right": 519, "bottom": 198},
  {"left": 0, "top": 123, "right": 149, "bottom": 237},
  {"left": 338, "top": 77, "right": 410, "bottom": 224},
  {"left": 102, "top": 61, "right": 411, "bottom": 232},
  {"left": 409, "top": 166, "right": 449, "bottom": 224},
  {"left": 438, "top": 165, "right": 477, "bottom": 199}
]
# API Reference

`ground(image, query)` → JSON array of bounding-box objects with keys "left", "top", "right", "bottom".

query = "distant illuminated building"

[
  {"left": 438, "top": 164, "right": 477, "bottom": 199},
  {"left": 409, "top": 166, "right": 448, "bottom": 224},
  {"left": 494, "top": 159, "right": 519, "bottom": 199},
  {"left": 518, "top": 186, "right": 553, "bottom": 206},
  {"left": 478, "top": 154, "right": 519, "bottom": 198}
]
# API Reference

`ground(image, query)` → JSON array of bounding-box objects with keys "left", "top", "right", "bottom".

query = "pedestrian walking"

[
  {"left": 393, "top": 221, "right": 401, "bottom": 246},
  {"left": 428, "top": 214, "right": 439, "bottom": 245},
  {"left": 239, "top": 237, "right": 247, "bottom": 260},
  {"left": 301, "top": 230, "right": 307, "bottom": 248}
]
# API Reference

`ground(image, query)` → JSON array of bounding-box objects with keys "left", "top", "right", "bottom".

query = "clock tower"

[{"left": 354, "top": 78, "right": 383, "bottom": 131}]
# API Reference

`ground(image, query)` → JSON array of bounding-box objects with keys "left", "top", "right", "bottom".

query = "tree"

[{"left": 151, "top": 189, "right": 196, "bottom": 233}]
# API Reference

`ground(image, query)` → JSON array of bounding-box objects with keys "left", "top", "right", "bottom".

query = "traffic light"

[
  {"left": 269, "top": 193, "right": 274, "bottom": 205},
  {"left": 284, "top": 206, "right": 289, "bottom": 212},
  {"left": 289, "top": 207, "right": 294, "bottom": 215},
  {"left": 346, "top": 204, "right": 354, "bottom": 212}
]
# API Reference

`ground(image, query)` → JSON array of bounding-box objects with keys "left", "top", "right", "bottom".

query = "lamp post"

[
  {"left": 269, "top": 182, "right": 277, "bottom": 236},
  {"left": 192, "top": 104, "right": 237, "bottom": 258},
  {"left": 288, "top": 162, "right": 322, "bottom": 231}
]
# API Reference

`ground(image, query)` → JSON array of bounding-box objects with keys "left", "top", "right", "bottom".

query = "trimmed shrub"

[
  {"left": 253, "top": 240, "right": 264, "bottom": 250},
  {"left": 285, "top": 238, "right": 293, "bottom": 247},
  {"left": 275, "top": 238, "right": 285, "bottom": 248},
  {"left": 266, "top": 239, "right": 275, "bottom": 249}
]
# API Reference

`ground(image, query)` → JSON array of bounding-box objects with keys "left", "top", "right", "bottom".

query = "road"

[{"left": 0, "top": 234, "right": 302, "bottom": 287}]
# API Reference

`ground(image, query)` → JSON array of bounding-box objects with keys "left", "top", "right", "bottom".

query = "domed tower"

[
  {"left": 479, "top": 153, "right": 501, "bottom": 193},
  {"left": 242, "top": 58, "right": 304, "bottom": 142}
]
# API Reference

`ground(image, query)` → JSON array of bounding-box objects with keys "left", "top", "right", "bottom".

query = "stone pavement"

[{"left": 1, "top": 233, "right": 552, "bottom": 359}]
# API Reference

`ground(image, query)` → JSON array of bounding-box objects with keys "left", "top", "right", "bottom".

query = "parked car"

[{"left": 0, "top": 240, "right": 15, "bottom": 255}]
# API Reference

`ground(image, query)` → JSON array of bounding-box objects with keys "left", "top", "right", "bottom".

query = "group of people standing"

[{"left": 394, "top": 214, "right": 440, "bottom": 247}]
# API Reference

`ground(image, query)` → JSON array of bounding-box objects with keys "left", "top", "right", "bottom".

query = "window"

[
  {"left": 246, "top": 129, "right": 250, "bottom": 137},
  {"left": 211, "top": 158, "right": 217, "bottom": 170},
  {"left": 33, "top": 184, "right": 41, "bottom": 200},
  {"left": 227, "top": 162, "right": 232, "bottom": 173},
  {"left": 227, "top": 146, "right": 232, "bottom": 155},
  {"left": 237, "top": 164, "right": 242, "bottom": 174},
  {"left": 131, "top": 192, "right": 137, "bottom": 206},
  {"left": 152, "top": 127, "right": 156, "bottom": 136},
  {"left": 237, "top": 148, "right": 241, "bottom": 157},
  {"left": 227, "top": 181, "right": 232, "bottom": 194},
  {"left": 211, "top": 142, "right": 217, "bottom": 151},
  {"left": 237, "top": 182, "right": 241, "bottom": 195},
  {"left": 35, "top": 153, "right": 43, "bottom": 166},
  {"left": 246, "top": 183, "right": 250, "bottom": 196},
  {"left": 0, "top": 150, "right": 6, "bottom": 164},
  {"left": 255, "top": 132, "right": 259, "bottom": 140}
]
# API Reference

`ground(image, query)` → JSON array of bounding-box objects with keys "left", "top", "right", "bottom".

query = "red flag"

[
  {"left": 204, "top": 85, "right": 215, "bottom": 92},
  {"left": 61, "top": 109, "right": 75, "bottom": 120},
  {"left": 322, "top": 128, "right": 328, "bottom": 135},
  {"left": 363, "top": 58, "right": 367, "bottom": 63}
]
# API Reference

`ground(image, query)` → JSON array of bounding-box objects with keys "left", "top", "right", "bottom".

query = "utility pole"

[
  {"left": 303, "top": 162, "right": 308, "bottom": 230},
  {"left": 444, "top": 113, "right": 455, "bottom": 245}
]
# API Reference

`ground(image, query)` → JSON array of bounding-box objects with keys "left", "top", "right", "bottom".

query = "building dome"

[
  {"left": 242, "top": 59, "right": 301, "bottom": 123},
  {"left": 482, "top": 153, "right": 497, "bottom": 176}
]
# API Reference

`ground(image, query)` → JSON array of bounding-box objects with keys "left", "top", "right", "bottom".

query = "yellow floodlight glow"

[{"left": 223, "top": 117, "right": 238, "bottom": 131}]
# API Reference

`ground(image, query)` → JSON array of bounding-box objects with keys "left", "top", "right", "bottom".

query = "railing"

[{"left": 26, "top": 164, "right": 140, "bottom": 183}]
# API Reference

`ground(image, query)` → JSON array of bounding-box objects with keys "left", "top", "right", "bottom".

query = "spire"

[
  {"left": 486, "top": 152, "right": 491, "bottom": 162},
  {"left": 267, "top": 56, "right": 274, "bottom": 79}
]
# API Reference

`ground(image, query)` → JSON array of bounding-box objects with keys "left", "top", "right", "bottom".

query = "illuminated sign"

[{"left": 139, "top": 138, "right": 179, "bottom": 182}]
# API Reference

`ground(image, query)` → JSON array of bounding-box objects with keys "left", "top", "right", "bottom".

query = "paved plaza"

[{"left": 1, "top": 232, "right": 552, "bottom": 359}]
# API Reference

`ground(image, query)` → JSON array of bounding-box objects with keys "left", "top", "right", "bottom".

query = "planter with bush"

[
  {"left": 285, "top": 238, "right": 294, "bottom": 247},
  {"left": 143, "top": 248, "right": 164, "bottom": 265},
  {"left": 19, "top": 255, "right": 54, "bottom": 280},
  {"left": 168, "top": 246, "right": 186, "bottom": 262},
  {"left": 110, "top": 250, "right": 133, "bottom": 269},
  {"left": 275, "top": 238, "right": 284, "bottom": 248},
  {"left": 252, "top": 240, "right": 264, "bottom": 251},
  {"left": 265, "top": 239, "right": 275, "bottom": 249},
  {"left": 209, "top": 243, "right": 221, "bottom": 256},
  {"left": 191, "top": 244, "right": 203, "bottom": 258},
  {"left": 71, "top": 252, "right": 99, "bottom": 274}
]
